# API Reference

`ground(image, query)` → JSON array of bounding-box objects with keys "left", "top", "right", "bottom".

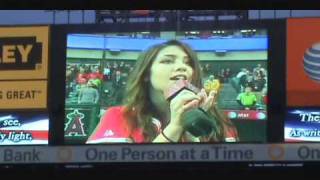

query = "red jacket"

[
  {"left": 87, "top": 106, "right": 238, "bottom": 143},
  {"left": 88, "top": 72, "right": 104, "bottom": 80},
  {"left": 87, "top": 106, "right": 144, "bottom": 143}
]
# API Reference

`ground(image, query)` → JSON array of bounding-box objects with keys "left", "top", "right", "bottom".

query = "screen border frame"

[{"left": 49, "top": 19, "right": 286, "bottom": 146}]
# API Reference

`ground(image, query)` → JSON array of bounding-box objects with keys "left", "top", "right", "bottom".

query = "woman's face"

[{"left": 149, "top": 45, "right": 194, "bottom": 94}]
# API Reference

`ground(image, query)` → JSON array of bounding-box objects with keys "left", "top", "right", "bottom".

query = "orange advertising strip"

[
  {"left": 0, "top": 26, "right": 49, "bottom": 80},
  {"left": 0, "top": 81, "right": 47, "bottom": 109},
  {"left": 287, "top": 18, "right": 320, "bottom": 106}
]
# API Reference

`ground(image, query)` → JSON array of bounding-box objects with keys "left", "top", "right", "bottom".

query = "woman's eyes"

[
  {"left": 160, "top": 58, "right": 192, "bottom": 66},
  {"left": 160, "top": 58, "right": 174, "bottom": 64},
  {"left": 184, "top": 59, "right": 192, "bottom": 65}
]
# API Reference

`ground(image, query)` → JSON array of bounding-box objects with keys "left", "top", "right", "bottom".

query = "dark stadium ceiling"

[{"left": 95, "top": 10, "right": 249, "bottom": 24}]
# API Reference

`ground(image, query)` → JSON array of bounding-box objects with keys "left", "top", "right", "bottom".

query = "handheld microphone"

[{"left": 165, "top": 79, "right": 215, "bottom": 137}]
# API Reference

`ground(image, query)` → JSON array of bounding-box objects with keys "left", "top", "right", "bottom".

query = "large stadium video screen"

[{"left": 64, "top": 29, "right": 268, "bottom": 144}]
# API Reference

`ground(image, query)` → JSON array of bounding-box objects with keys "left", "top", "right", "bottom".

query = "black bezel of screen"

[{"left": 49, "top": 19, "right": 286, "bottom": 145}]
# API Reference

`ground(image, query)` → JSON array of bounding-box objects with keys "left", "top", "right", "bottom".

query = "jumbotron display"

[{"left": 64, "top": 29, "right": 268, "bottom": 144}]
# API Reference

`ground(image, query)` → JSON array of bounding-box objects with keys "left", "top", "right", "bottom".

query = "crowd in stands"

[
  {"left": 66, "top": 61, "right": 267, "bottom": 111},
  {"left": 201, "top": 63, "right": 233, "bottom": 83},
  {"left": 232, "top": 64, "right": 267, "bottom": 110},
  {"left": 201, "top": 63, "right": 267, "bottom": 110},
  {"left": 65, "top": 61, "right": 134, "bottom": 107}
]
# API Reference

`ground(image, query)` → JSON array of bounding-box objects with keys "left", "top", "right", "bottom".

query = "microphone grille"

[{"left": 164, "top": 80, "right": 200, "bottom": 101}]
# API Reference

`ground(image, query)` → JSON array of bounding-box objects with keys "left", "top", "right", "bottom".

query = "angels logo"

[{"left": 65, "top": 109, "right": 87, "bottom": 137}]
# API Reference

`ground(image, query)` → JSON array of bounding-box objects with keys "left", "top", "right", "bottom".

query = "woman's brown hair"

[{"left": 122, "top": 39, "right": 237, "bottom": 142}]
